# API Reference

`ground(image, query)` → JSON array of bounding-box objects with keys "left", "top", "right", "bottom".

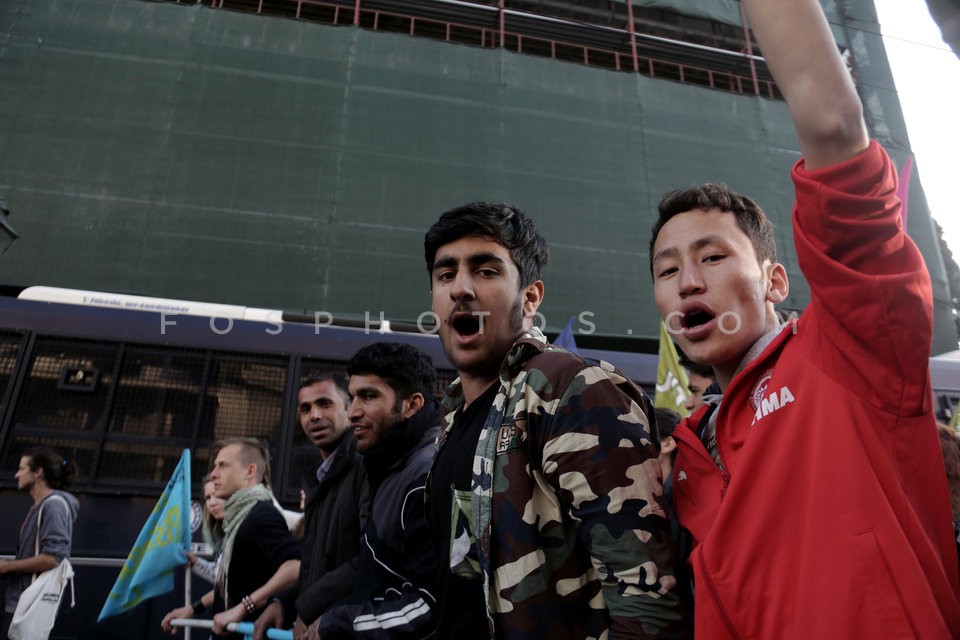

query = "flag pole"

[{"left": 184, "top": 564, "right": 192, "bottom": 640}]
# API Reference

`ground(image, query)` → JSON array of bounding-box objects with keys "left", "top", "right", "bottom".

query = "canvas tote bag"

[{"left": 8, "top": 495, "right": 76, "bottom": 640}]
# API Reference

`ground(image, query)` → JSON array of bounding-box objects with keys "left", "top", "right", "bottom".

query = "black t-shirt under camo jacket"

[{"left": 431, "top": 328, "right": 691, "bottom": 639}]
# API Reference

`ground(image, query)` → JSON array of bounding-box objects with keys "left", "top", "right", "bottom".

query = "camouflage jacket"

[{"left": 434, "top": 328, "right": 688, "bottom": 639}]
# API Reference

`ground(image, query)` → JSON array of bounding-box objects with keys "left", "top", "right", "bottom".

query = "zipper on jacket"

[
  {"left": 707, "top": 401, "right": 733, "bottom": 497},
  {"left": 696, "top": 546, "right": 741, "bottom": 639},
  {"left": 718, "top": 467, "right": 731, "bottom": 498},
  {"left": 688, "top": 403, "right": 731, "bottom": 495}
]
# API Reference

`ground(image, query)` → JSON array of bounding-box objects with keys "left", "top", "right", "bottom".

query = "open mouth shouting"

[
  {"left": 450, "top": 310, "right": 486, "bottom": 345},
  {"left": 675, "top": 302, "right": 718, "bottom": 341}
]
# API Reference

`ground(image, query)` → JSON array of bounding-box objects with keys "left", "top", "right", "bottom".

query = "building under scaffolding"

[{"left": 0, "top": 0, "right": 952, "bottom": 353}]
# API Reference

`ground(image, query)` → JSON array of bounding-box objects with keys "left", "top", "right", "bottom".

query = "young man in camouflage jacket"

[{"left": 424, "top": 203, "right": 690, "bottom": 639}]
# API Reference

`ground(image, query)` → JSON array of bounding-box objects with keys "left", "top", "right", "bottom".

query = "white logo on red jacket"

[
  {"left": 749, "top": 369, "right": 774, "bottom": 411},
  {"left": 751, "top": 385, "right": 795, "bottom": 425}
]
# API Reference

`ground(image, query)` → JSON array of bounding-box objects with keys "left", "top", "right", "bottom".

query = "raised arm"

[{"left": 743, "top": 0, "right": 869, "bottom": 169}]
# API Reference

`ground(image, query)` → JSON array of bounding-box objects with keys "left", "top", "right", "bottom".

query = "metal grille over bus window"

[
  {"left": 0, "top": 331, "right": 23, "bottom": 416},
  {"left": 0, "top": 336, "right": 289, "bottom": 493}
]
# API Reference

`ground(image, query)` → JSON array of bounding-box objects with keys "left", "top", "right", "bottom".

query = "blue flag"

[
  {"left": 554, "top": 316, "right": 579, "bottom": 354},
  {"left": 98, "top": 449, "right": 191, "bottom": 621}
]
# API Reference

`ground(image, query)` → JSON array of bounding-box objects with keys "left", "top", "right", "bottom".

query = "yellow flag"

[
  {"left": 655, "top": 321, "right": 690, "bottom": 417},
  {"left": 950, "top": 402, "right": 960, "bottom": 430}
]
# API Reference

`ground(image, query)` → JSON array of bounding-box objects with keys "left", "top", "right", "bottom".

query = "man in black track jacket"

[{"left": 316, "top": 342, "right": 441, "bottom": 640}]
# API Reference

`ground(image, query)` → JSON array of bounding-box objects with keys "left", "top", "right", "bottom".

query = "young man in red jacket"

[{"left": 650, "top": 0, "right": 960, "bottom": 636}]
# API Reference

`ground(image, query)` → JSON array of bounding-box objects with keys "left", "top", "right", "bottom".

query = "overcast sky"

[{"left": 873, "top": 0, "right": 960, "bottom": 254}]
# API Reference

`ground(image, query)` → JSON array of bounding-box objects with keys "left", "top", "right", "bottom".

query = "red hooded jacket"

[{"left": 673, "top": 141, "right": 960, "bottom": 639}]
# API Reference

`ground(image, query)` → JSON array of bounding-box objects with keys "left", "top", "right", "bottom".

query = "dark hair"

[
  {"left": 678, "top": 351, "right": 714, "bottom": 380},
  {"left": 347, "top": 342, "right": 436, "bottom": 403},
  {"left": 649, "top": 183, "right": 777, "bottom": 274},
  {"left": 654, "top": 407, "right": 682, "bottom": 441},
  {"left": 299, "top": 372, "right": 350, "bottom": 406},
  {"left": 23, "top": 447, "right": 77, "bottom": 490},
  {"left": 685, "top": 361, "right": 714, "bottom": 380},
  {"left": 216, "top": 438, "right": 273, "bottom": 488},
  {"left": 424, "top": 202, "right": 549, "bottom": 289}
]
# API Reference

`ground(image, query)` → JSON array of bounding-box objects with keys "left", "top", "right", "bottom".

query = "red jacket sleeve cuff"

[{"left": 792, "top": 140, "right": 889, "bottom": 195}]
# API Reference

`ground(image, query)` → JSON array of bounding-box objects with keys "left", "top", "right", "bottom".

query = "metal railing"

[
  {"left": 171, "top": 619, "right": 293, "bottom": 640},
  {"left": 167, "top": 0, "right": 778, "bottom": 98},
  {"left": 0, "top": 554, "right": 125, "bottom": 566}
]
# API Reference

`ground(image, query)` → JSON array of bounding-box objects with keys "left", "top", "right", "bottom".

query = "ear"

[
  {"left": 401, "top": 392, "right": 426, "bottom": 419},
  {"left": 245, "top": 463, "right": 259, "bottom": 485},
  {"left": 766, "top": 262, "right": 789, "bottom": 304},
  {"left": 660, "top": 436, "right": 677, "bottom": 455},
  {"left": 522, "top": 280, "right": 544, "bottom": 318}
]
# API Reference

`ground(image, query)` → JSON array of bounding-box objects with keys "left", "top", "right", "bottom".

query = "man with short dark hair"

[
  {"left": 255, "top": 374, "right": 368, "bottom": 640},
  {"left": 315, "top": 342, "right": 441, "bottom": 639},
  {"left": 650, "top": 0, "right": 960, "bottom": 636},
  {"left": 424, "top": 203, "right": 688, "bottom": 638}
]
